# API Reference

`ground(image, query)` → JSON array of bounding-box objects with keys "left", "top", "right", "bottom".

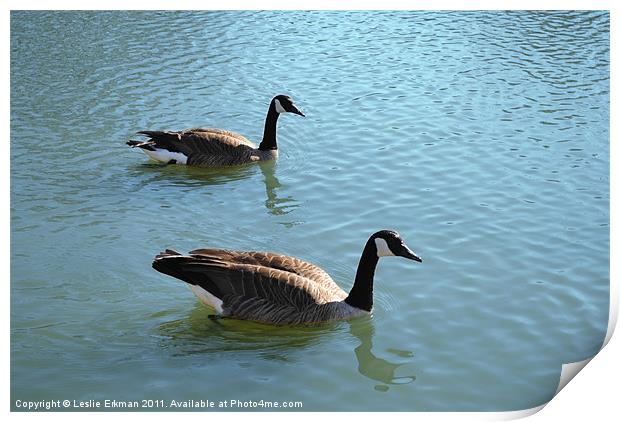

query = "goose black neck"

[
  {"left": 258, "top": 103, "right": 279, "bottom": 151},
  {"left": 345, "top": 238, "right": 379, "bottom": 312}
]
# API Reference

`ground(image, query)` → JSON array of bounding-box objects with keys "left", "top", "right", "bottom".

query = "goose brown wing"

[
  {"left": 189, "top": 249, "right": 346, "bottom": 300},
  {"left": 181, "top": 128, "right": 256, "bottom": 147},
  {"left": 137, "top": 128, "right": 257, "bottom": 165},
  {"left": 153, "top": 250, "right": 345, "bottom": 310}
]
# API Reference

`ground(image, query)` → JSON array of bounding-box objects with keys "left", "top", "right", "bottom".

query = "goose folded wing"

[
  {"left": 189, "top": 249, "right": 345, "bottom": 300},
  {"left": 168, "top": 253, "right": 339, "bottom": 312},
  {"left": 183, "top": 128, "right": 255, "bottom": 146},
  {"left": 137, "top": 128, "right": 256, "bottom": 157}
]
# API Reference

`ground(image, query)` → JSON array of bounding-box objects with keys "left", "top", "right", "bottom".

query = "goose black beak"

[
  {"left": 399, "top": 245, "right": 422, "bottom": 262},
  {"left": 290, "top": 105, "right": 305, "bottom": 117}
]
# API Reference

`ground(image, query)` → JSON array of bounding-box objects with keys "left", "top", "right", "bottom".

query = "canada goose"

[
  {"left": 126, "top": 95, "right": 304, "bottom": 167},
  {"left": 152, "top": 230, "right": 422, "bottom": 325}
]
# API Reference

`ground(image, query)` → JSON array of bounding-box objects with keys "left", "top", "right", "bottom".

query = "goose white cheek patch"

[
  {"left": 274, "top": 99, "right": 286, "bottom": 114},
  {"left": 374, "top": 238, "right": 395, "bottom": 257}
]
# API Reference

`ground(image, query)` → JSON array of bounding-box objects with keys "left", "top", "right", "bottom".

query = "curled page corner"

[
  {"left": 494, "top": 308, "right": 616, "bottom": 420},
  {"left": 545, "top": 275, "right": 617, "bottom": 405},
  {"left": 555, "top": 357, "right": 594, "bottom": 395},
  {"left": 491, "top": 359, "right": 594, "bottom": 421},
  {"left": 492, "top": 403, "right": 547, "bottom": 420},
  {"left": 602, "top": 291, "right": 618, "bottom": 348}
]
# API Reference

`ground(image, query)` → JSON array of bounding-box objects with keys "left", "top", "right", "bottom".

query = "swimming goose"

[
  {"left": 152, "top": 230, "right": 422, "bottom": 325},
  {"left": 126, "top": 95, "right": 304, "bottom": 167}
]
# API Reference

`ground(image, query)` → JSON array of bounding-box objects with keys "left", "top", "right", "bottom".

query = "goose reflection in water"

[
  {"left": 349, "top": 318, "right": 416, "bottom": 391},
  {"left": 131, "top": 160, "right": 299, "bottom": 217},
  {"left": 258, "top": 161, "right": 299, "bottom": 216},
  {"left": 157, "top": 306, "right": 330, "bottom": 357},
  {"left": 157, "top": 307, "right": 415, "bottom": 390}
]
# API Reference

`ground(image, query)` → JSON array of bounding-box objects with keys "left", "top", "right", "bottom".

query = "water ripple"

[{"left": 11, "top": 10, "right": 608, "bottom": 411}]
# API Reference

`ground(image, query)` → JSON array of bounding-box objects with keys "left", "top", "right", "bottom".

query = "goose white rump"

[{"left": 142, "top": 148, "right": 188, "bottom": 165}]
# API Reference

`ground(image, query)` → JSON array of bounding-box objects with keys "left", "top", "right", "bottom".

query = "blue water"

[{"left": 11, "top": 10, "right": 609, "bottom": 411}]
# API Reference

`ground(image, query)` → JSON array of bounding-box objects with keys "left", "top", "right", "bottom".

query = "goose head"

[
  {"left": 371, "top": 230, "right": 422, "bottom": 262},
  {"left": 272, "top": 95, "right": 305, "bottom": 117}
]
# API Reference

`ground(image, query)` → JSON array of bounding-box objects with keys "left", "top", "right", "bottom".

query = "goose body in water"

[
  {"left": 152, "top": 230, "right": 422, "bottom": 325},
  {"left": 126, "top": 95, "right": 304, "bottom": 167}
]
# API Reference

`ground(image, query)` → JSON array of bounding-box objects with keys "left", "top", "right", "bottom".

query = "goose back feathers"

[{"left": 153, "top": 231, "right": 422, "bottom": 325}]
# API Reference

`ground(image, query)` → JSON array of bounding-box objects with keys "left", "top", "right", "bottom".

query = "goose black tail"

[
  {"left": 137, "top": 131, "right": 180, "bottom": 142},
  {"left": 152, "top": 250, "right": 223, "bottom": 298},
  {"left": 152, "top": 250, "right": 189, "bottom": 280},
  {"left": 126, "top": 139, "right": 156, "bottom": 150}
]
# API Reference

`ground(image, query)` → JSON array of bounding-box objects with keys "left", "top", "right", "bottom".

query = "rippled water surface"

[{"left": 11, "top": 11, "right": 609, "bottom": 411}]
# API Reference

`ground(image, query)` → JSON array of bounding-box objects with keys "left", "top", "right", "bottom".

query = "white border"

[
  {"left": 4, "top": 1, "right": 616, "bottom": 420},
  {"left": 0, "top": 0, "right": 615, "bottom": 11}
]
